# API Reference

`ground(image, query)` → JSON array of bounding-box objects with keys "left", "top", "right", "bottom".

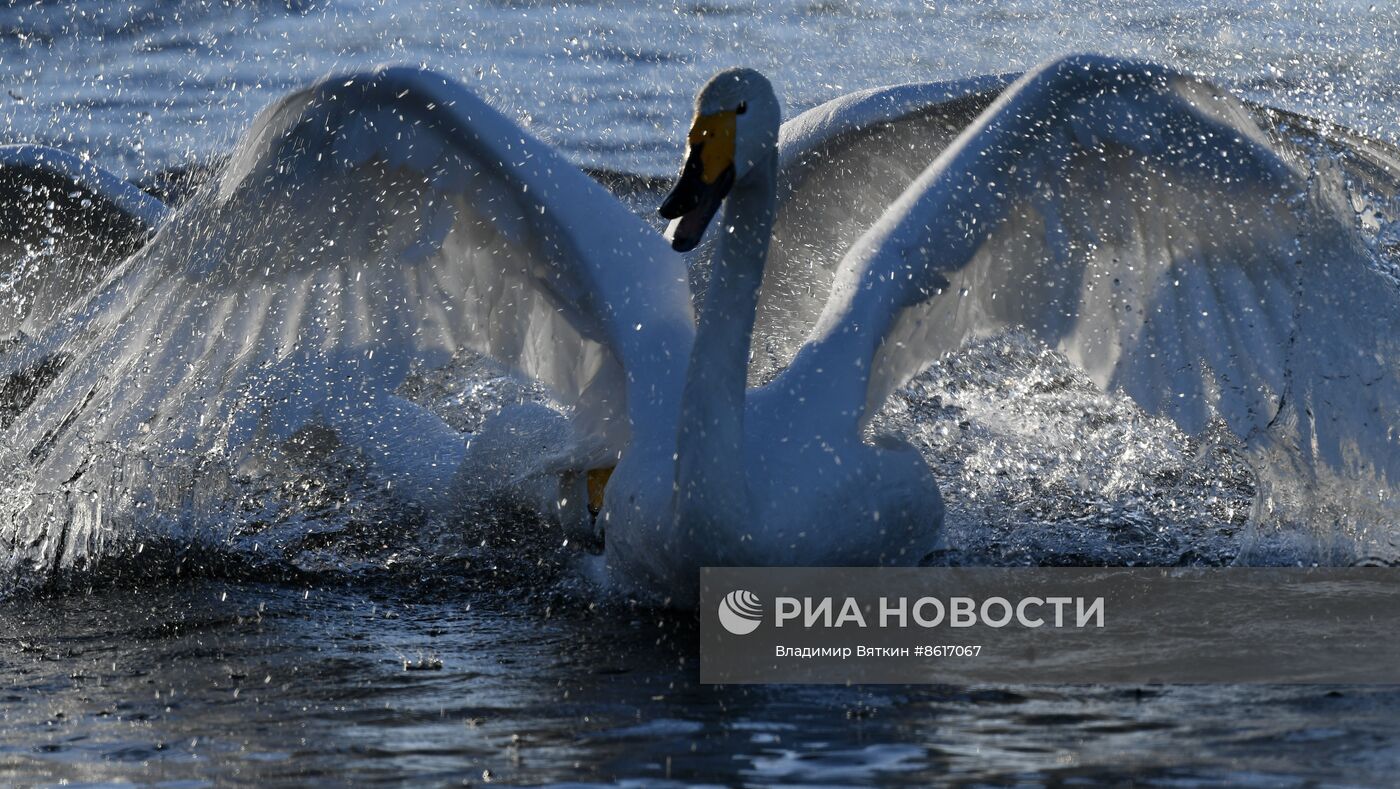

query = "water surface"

[{"left": 6, "top": 579, "right": 1400, "bottom": 785}]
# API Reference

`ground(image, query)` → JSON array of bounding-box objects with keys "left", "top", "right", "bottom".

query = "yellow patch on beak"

[
  {"left": 687, "top": 110, "right": 737, "bottom": 184},
  {"left": 587, "top": 466, "right": 614, "bottom": 517}
]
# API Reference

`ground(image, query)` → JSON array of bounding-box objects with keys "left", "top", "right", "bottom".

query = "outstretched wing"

[
  {"left": 747, "top": 75, "right": 1013, "bottom": 380},
  {"left": 0, "top": 145, "right": 166, "bottom": 337},
  {"left": 0, "top": 67, "right": 692, "bottom": 573},
  {"left": 769, "top": 55, "right": 1400, "bottom": 488}
]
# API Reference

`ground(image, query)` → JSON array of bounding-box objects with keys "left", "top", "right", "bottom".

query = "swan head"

[{"left": 659, "top": 67, "right": 780, "bottom": 252}]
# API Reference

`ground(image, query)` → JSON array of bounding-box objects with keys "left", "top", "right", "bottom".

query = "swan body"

[
  {"left": 2, "top": 55, "right": 1398, "bottom": 597},
  {"left": 606, "top": 68, "right": 942, "bottom": 597}
]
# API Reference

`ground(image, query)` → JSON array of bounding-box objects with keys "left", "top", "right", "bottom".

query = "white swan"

[{"left": 2, "top": 56, "right": 1397, "bottom": 596}]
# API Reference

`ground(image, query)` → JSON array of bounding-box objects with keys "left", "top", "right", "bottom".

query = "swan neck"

[
  {"left": 702, "top": 155, "right": 777, "bottom": 362},
  {"left": 674, "top": 152, "right": 777, "bottom": 529}
]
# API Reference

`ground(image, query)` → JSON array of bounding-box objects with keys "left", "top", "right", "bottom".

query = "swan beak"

[{"left": 659, "top": 110, "right": 737, "bottom": 252}]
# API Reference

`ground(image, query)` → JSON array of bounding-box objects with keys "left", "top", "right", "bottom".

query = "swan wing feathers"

[
  {"left": 749, "top": 75, "right": 1015, "bottom": 380},
  {"left": 782, "top": 55, "right": 1400, "bottom": 485},
  {"left": 0, "top": 68, "right": 693, "bottom": 570},
  {"left": 210, "top": 66, "right": 691, "bottom": 441}
]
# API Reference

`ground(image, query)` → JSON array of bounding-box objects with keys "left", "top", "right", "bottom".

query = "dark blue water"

[
  {"left": 5, "top": 0, "right": 1400, "bottom": 179},
  {"left": 6, "top": 578, "right": 1400, "bottom": 786}
]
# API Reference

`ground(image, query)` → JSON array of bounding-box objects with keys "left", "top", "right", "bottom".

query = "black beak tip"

[
  {"left": 670, "top": 234, "right": 699, "bottom": 253},
  {"left": 658, "top": 184, "right": 698, "bottom": 220}
]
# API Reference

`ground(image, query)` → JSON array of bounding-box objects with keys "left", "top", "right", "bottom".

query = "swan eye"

[{"left": 736, "top": 101, "right": 747, "bottom": 115}]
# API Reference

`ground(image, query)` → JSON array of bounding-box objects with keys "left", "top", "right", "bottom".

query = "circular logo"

[{"left": 718, "top": 589, "right": 763, "bottom": 635}]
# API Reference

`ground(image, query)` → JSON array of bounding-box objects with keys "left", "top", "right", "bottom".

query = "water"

[
  {"left": 4, "top": 0, "right": 1400, "bottom": 784},
  {"left": 7, "top": 579, "right": 1400, "bottom": 786},
  {"left": 5, "top": 1, "right": 1400, "bottom": 180}
]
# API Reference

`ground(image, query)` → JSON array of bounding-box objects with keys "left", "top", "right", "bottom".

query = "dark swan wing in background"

[
  {"left": 0, "top": 145, "right": 166, "bottom": 337},
  {"left": 769, "top": 56, "right": 1400, "bottom": 489},
  {"left": 0, "top": 67, "right": 693, "bottom": 574}
]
